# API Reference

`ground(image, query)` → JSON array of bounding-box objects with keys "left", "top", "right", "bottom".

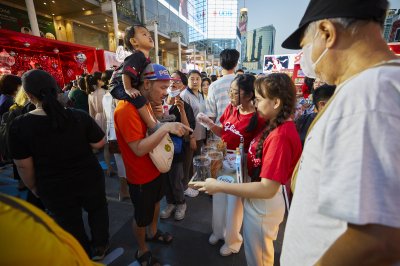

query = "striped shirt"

[
  {"left": 206, "top": 74, "right": 235, "bottom": 125},
  {"left": 180, "top": 87, "right": 207, "bottom": 141}
]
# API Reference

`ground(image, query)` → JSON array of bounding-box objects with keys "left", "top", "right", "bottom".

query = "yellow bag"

[{"left": 0, "top": 193, "right": 102, "bottom": 266}]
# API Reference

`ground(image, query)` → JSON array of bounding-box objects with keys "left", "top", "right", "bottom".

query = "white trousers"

[
  {"left": 243, "top": 189, "right": 285, "bottom": 266},
  {"left": 114, "top": 153, "right": 126, "bottom": 178},
  {"left": 212, "top": 193, "right": 244, "bottom": 252}
]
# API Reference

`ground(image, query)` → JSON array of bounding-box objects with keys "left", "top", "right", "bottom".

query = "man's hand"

[{"left": 163, "top": 122, "right": 193, "bottom": 137}]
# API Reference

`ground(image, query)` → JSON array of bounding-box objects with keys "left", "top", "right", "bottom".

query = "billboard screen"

[
  {"left": 263, "top": 54, "right": 297, "bottom": 72},
  {"left": 207, "top": 0, "right": 238, "bottom": 39}
]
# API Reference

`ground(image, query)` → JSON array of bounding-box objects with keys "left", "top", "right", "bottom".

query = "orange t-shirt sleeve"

[{"left": 115, "top": 103, "right": 144, "bottom": 143}]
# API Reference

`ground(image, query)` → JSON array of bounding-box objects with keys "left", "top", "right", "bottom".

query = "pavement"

[{"left": 0, "top": 157, "right": 287, "bottom": 266}]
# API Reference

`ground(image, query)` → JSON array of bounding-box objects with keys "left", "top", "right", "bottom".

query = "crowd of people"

[{"left": 0, "top": 0, "right": 399, "bottom": 265}]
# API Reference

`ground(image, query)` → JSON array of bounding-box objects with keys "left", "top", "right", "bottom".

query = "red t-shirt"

[
  {"left": 114, "top": 101, "right": 160, "bottom": 184},
  {"left": 247, "top": 121, "right": 302, "bottom": 184},
  {"left": 219, "top": 104, "right": 266, "bottom": 151}
]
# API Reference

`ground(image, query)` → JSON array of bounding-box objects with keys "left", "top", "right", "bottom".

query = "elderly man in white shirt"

[{"left": 280, "top": 0, "right": 400, "bottom": 265}]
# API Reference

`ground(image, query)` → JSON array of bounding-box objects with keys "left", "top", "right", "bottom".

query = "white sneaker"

[
  {"left": 219, "top": 244, "right": 239, "bottom": 256},
  {"left": 160, "top": 204, "right": 175, "bottom": 219},
  {"left": 184, "top": 187, "right": 199, "bottom": 197},
  {"left": 174, "top": 203, "right": 187, "bottom": 220},
  {"left": 208, "top": 234, "right": 219, "bottom": 245}
]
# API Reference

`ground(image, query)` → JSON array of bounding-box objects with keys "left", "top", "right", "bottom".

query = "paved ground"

[{"left": 0, "top": 158, "right": 286, "bottom": 266}]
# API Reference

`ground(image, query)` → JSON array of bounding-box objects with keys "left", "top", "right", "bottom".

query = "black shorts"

[{"left": 128, "top": 175, "right": 164, "bottom": 227}]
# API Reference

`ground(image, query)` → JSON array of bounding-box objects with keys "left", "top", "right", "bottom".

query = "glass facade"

[
  {"left": 140, "top": 0, "right": 206, "bottom": 45},
  {"left": 207, "top": 0, "right": 238, "bottom": 39}
]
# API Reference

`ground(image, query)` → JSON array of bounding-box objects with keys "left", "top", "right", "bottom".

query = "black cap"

[
  {"left": 282, "top": 0, "right": 389, "bottom": 49},
  {"left": 22, "top": 69, "right": 58, "bottom": 97}
]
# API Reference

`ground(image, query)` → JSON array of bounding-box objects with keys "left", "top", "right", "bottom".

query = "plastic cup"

[
  {"left": 192, "top": 155, "right": 211, "bottom": 182},
  {"left": 208, "top": 151, "right": 223, "bottom": 179}
]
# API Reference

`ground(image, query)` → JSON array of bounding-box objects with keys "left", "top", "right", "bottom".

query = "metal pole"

[
  {"left": 111, "top": 0, "right": 119, "bottom": 51},
  {"left": 192, "top": 44, "right": 196, "bottom": 70},
  {"left": 154, "top": 21, "right": 159, "bottom": 64},
  {"left": 178, "top": 35, "right": 182, "bottom": 71},
  {"left": 204, "top": 49, "right": 207, "bottom": 73},
  {"left": 140, "top": 0, "right": 147, "bottom": 24},
  {"left": 211, "top": 55, "right": 214, "bottom": 74},
  {"left": 25, "top": 0, "right": 40, "bottom": 36}
]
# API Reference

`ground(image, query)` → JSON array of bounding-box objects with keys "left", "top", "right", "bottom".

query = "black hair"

[
  {"left": 101, "top": 70, "right": 113, "bottom": 88},
  {"left": 220, "top": 49, "right": 240, "bottom": 71},
  {"left": 124, "top": 24, "right": 148, "bottom": 51},
  {"left": 173, "top": 70, "right": 188, "bottom": 86},
  {"left": 313, "top": 84, "right": 336, "bottom": 111},
  {"left": 85, "top": 72, "right": 102, "bottom": 94},
  {"left": 188, "top": 70, "right": 202, "bottom": 78},
  {"left": 236, "top": 69, "right": 244, "bottom": 74},
  {"left": 202, "top": 77, "right": 211, "bottom": 86},
  {"left": 0, "top": 74, "right": 21, "bottom": 95},
  {"left": 230, "top": 74, "right": 258, "bottom": 133},
  {"left": 77, "top": 77, "right": 87, "bottom": 94},
  {"left": 304, "top": 76, "right": 315, "bottom": 95},
  {"left": 210, "top": 75, "right": 217, "bottom": 82},
  {"left": 22, "top": 70, "right": 70, "bottom": 130},
  {"left": 252, "top": 73, "right": 297, "bottom": 182}
]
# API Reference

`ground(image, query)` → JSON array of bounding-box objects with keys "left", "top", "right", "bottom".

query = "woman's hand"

[
  {"left": 175, "top": 97, "right": 185, "bottom": 113},
  {"left": 194, "top": 178, "right": 221, "bottom": 195},
  {"left": 190, "top": 137, "right": 197, "bottom": 150}
]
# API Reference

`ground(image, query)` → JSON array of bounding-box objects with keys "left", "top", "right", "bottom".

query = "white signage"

[{"left": 207, "top": 0, "right": 238, "bottom": 39}]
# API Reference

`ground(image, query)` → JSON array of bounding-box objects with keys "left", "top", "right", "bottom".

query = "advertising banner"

[
  {"left": 239, "top": 8, "right": 248, "bottom": 34},
  {"left": 263, "top": 54, "right": 297, "bottom": 72}
]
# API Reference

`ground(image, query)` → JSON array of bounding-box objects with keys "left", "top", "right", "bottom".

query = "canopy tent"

[{"left": 0, "top": 29, "right": 99, "bottom": 86}]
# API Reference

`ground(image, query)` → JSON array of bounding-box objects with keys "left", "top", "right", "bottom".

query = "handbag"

[
  {"left": 108, "top": 140, "right": 120, "bottom": 154},
  {"left": 149, "top": 132, "right": 174, "bottom": 173}
]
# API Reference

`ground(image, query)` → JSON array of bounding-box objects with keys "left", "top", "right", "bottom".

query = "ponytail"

[
  {"left": 40, "top": 87, "right": 70, "bottom": 131},
  {"left": 21, "top": 70, "right": 71, "bottom": 131}
]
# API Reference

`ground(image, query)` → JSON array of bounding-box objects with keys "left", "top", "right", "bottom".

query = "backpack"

[{"left": 0, "top": 103, "right": 34, "bottom": 160}]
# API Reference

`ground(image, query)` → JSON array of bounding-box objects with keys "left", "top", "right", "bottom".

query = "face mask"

[
  {"left": 167, "top": 87, "right": 181, "bottom": 98},
  {"left": 300, "top": 31, "right": 329, "bottom": 79}
]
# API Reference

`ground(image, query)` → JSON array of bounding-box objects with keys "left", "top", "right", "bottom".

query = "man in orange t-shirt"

[{"left": 114, "top": 63, "right": 189, "bottom": 264}]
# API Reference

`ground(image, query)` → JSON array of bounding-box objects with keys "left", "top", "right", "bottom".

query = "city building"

[
  {"left": 241, "top": 25, "right": 276, "bottom": 73},
  {"left": 189, "top": 0, "right": 242, "bottom": 74}
]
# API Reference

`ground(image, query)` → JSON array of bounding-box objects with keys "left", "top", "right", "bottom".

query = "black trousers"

[
  {"left": 40, "top": 176, "right": 109, "bottom": 256},
  {"left": 164, "top": 162, "right": 185, "bottom": 205}
]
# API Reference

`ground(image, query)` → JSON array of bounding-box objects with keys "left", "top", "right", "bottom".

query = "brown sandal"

[{"left": 135, "top": 250, "right": 161, "bottom": 266}]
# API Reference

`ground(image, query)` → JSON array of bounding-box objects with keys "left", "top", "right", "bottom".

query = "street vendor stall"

[{"left": 0, "top": 29, "right": 99, "bottom": 86}]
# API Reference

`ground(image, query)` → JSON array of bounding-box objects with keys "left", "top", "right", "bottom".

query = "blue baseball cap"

[{"left": 141, "top": 63, "right": 178, "bottom": 81}]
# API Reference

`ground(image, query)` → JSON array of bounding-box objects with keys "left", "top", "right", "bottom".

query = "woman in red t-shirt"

[
  {"left": 196, "top": 73, "right": 302, "bottom": 265},
  {"left": 200, "top": 74, "right": 265, "bottom": 256}
]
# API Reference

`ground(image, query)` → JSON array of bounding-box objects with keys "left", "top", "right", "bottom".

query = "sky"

[{"left": 238, "top": 0, "right": 400, "bottom": 54}]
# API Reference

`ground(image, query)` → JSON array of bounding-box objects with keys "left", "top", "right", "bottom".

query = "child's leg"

[{"left": 137, "top": 106, "right": 157, "bottom": 129}]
